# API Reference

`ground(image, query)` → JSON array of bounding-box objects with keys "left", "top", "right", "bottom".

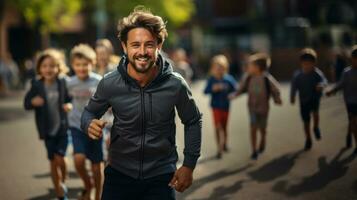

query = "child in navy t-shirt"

[{"left": 204, "top": 55, "right": 237, "bottom": 159}]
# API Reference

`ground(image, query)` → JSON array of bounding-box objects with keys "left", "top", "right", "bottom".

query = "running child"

[
  {"left": 230, "top": 53, "right": 282, "bottom": 160},
  {"left": 24, "top": 49, "right": 71, "bottom": 200},
  {"left": 290, "top": 48, "right": 327, "bottom": 151},
  {"left": 327, "top": 45, "right": 357, "bottom": 153},
  {"left": 67, "top": 44, "right": 104, "bottom": 200},
  {"left": 204, "top": 55, "right": 237, "bottom": 159}
]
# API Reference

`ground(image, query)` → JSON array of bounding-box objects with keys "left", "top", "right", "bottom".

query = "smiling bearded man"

[{"left": 81, "top": 7, "right": 202, "bottom": 200}]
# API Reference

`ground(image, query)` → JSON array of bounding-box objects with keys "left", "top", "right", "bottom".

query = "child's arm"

[
  {"left": 24, "top": 80, "right": 44, "bottom": 110},
  {"left": 229, "top": 74, "right": 249, "bottom": 99},
  {"left": 203, "top": 78, "right": 213, "bottom": 94},
  {"left": 267, "top": 75, "right": 282, "bottom": 105},
  {"left": 290, "top": 72, "right": 299, "bottom": 104},
  {"left": 62, "top": 77, "right": 73, "bottom": 112},
  {"left": 326, "top": 70, "right": 345, "bottom": 96},
  {"left": 315, "top": 68, "right": 328, "bottom": 92}
]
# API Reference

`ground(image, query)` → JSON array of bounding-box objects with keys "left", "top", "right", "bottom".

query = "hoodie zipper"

[
  {"left": 139, "top": 87, "right": 146, "bottom": 179},
  {"left": 149, "top": 93, "right": 153, "bottom": 121}
]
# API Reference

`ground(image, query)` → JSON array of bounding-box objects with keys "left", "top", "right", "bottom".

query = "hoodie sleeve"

[
  {"left": 176, "top": 78, "right": 202, "bottom": 169},
  {"left": 81, "top": 78, "right": 110, "bottom": 134}
]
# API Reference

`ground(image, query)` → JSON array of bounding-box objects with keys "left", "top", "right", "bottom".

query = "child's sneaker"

[
  {"left": 223, "top": 144, "right": 229, "bottom": 153},
  {"left": 304, "top": 139, "right": 312, "bottom": 151},
  {"left": 313, "top": 127, "right": 321, "bottom": 140},
  {"left": 61, "top": 183, "right": 68, "bottom": 195},
  {"left": 216, "top": 152, "right": 222, "bottom": 159},
  {"left": 346, "top": 133, "right": 352, "bottom": 149},
  {"left": 251, "top": 151, "right": 258, "bottom": 160}
]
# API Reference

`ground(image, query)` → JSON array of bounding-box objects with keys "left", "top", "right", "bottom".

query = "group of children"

[
  {"left": 23, "top": 41, "right": 357, "bottom": 199},
  {"left": 205, "top": 45, "right": 357, "bottom": 160},
  {"left": 24, "top": 40, "right": 116, "bottom": 200}
]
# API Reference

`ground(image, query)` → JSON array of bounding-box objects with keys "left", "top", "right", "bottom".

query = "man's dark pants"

[{"left": 102, "top": 165, "right": 176, "bottom": 200}]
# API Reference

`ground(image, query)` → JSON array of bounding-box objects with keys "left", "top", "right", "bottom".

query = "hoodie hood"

[{"left": 117, "top": 53, "right": 173, "bottom": 88}]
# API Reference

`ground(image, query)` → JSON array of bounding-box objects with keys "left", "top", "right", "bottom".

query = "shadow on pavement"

[
  {"left": 248, "top": 150, "right": 304, "bottom": 183},
  {"left": 27, "top": 187, "right": 83, "bottom": 200},
  {"left": 33, "top": 171, "right": 79, "bottom": 179},
  {"left": 272, "top": 148, "right": 357, "bottom": 197},
  {"left": 193, "top": 179, "right": 249, "bottom": 200},
  {"left": 353, "top": 179, "right": 357, "bottom": 194},
  {"left": 177, "top": 164, "right": 252, "bottom": 200}
]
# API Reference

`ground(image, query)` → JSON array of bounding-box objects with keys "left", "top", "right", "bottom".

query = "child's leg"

[
  {"left": 88, "top": 138, "right": 105, "bottom": 200},
  {"left": 222, "top": 111, "right": 229, "bottom": 151},
  {"left": 303, "top": 119, "right": 313, "bottom": 150},
  {"left": 250, "top": 125, "right": 258, "bottom": 153},
  {"left": 312, "top": 112, "right": 319, "bottom": 129},
  {"left": 58, "top": 156, "right": 67, "bottom": 183},
  {"left": 304, "top": 120, "right": 311, "bottom": 140},
  {"left": 346, "top": 119, "right": 353, "bottom": 148},
  {"left": 215, "top": 126, "right": 224, "bottom": 154},
  {"left": 50, "top": 155, "right": 65, "bottom": 197},
  {"left": 213, "top": 109, "right": 224, "bottom": 156},
  {"left": 312, "top": 111, "right": 321, "bottom": 140},
  {"left": 351, "top": 117, "right": 357, "bottom": 148},
  {"left": 92, "top": 162, "right": 104, "bottom": 200},
  {"left": 259, "top": 127, "right": 267, "bottom": 153},
  {"left": 74, "top": 154, "right": 93, "bottom": 192}
]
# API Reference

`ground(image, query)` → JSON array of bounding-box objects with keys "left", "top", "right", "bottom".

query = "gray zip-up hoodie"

[{"left": 81, "top": 54, "right": 202, "bottom": 179}]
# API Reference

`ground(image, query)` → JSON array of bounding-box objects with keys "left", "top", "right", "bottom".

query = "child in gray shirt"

[
  {"left": 230, "top": 53, "right": 282, "bottom": 160},
  {"left": 327, "top": 45, "right": 357, "bottom": 153}
]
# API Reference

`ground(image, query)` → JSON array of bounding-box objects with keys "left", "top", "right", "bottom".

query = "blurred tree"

[
  {"left": 4, "top": 0, "right": 82, "bottom": 47},
  {"left": 101, "top": 0, "right": 195, "bottom": 44},
  {"left": 104, "top": 0, "right": 195, "bottom": 27}
]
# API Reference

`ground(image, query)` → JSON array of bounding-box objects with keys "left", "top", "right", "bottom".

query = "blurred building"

[{"left": 180, "top": 0, "right": 357, "bottom": 79}]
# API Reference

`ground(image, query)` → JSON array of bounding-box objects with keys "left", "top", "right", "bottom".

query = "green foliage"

[
  {"left": 6, "top": 0, "right": 82, "bottom": 33},
  {"left": 105, "top": 0, "right": 195, "bottom": 28}
]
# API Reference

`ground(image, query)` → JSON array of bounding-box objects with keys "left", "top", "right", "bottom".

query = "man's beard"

[{"left": 129, "top": 54, "right": 156, "bottom": 74}]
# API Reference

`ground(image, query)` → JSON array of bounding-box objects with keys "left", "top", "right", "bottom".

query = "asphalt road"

[{"left": 0, "top": 81, "right": 356, "bottom": 200}]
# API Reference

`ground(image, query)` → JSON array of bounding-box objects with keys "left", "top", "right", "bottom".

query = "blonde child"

[
  {"left": 24, "top": 49, "right": 71, "bottom": 200},
  {"left": 67, "top": 44, "right": 104, "bottom": 200},
  {"left": 204, "top": 55, "right": 237, "bottom": 159}
]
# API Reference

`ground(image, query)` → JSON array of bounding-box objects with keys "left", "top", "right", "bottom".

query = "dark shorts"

[
  {"left": 102, "top": 165, "right": 175, "bottom": 200},
  {"left": 70, "top": 127, "right": 103, "bottom": 163},
  {"left": 346, "top": 103, "right": 357, "bottom": 118},
  {"left": 300, "top": 100, "right": 320, "bottom": 122},
  {"left": 212, "top": 108, "right": 229, "bottom": 128},
  {"left": 249, "top": 112, "right": 268, "bottom": 129},
  {"left": 44, "top": 133, "right": 68, "bottom": 160}
]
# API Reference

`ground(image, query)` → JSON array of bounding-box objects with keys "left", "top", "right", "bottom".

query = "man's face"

[
  {"left": 121, "top": 28, "right": 162, "bottom": 74},
  {"left": 72, "top": 57, "right": 93, "bottom": 80}
]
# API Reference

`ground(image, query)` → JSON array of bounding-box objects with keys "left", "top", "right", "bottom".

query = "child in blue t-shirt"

[{"left": 204, "top": 55, "right": 237, "bottom": 159}]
